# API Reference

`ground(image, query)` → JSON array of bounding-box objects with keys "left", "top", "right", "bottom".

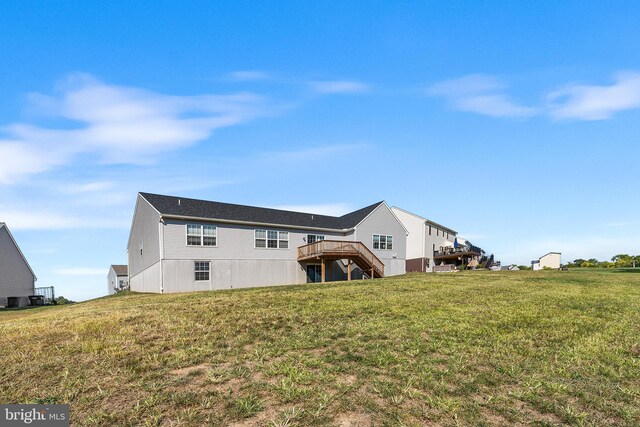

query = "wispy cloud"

[
  {"left": 604, "top": 220, "right": 634, "bottom": 227},
  {"left": 0, "top": 205, "right": 129, "bottom": 230},
  {"left": 228, "top": 70, "right": 271, "bottom": 81},
  {"left": 308, "top": 80, "right": 370, "bottom": 94},
  {"left": 271, "top": 203, "right": 354, "bottom": 217},
  {"left": 547, "top": 71, "right": 640, "bottom": 120},
  {"left": 427, "top": 74, "right": 538, "bottom": 118},
  {"left": 0, "top": 73, "right": 275, "bottom": 184},
  {"left": 53, "top": 267, "right": 106, "bottom": 276}
]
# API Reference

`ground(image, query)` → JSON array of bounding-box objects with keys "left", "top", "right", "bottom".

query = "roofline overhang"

[
  {"left": 160, "top": 213, "right": 355, "bottom": 234},
  {"left": 390, "top": 206, "right": 458, "bottom": 235}
]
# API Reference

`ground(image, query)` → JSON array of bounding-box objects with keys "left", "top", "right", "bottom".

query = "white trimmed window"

[
  {"left": 195, "top": 261, "right": 210, "bottom": 281},
  {"left": 255, "top": 229, "right": 289, "bottom": 249},
  {"left": 187, "top": 224, "right": 217, "bottom": 246},
  {"left": 373, "top": 234, "right": 393, "bottom": 250},
  {"left": 307, "top": 234, "right": 325, "bottom": 244}
]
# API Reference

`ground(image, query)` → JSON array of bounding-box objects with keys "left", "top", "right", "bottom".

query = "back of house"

[
  {"left": 0, "top": 223, "right": 36, "bottom": 307},
  {"left": 127, "top": 193, "right": 407, "bottom": 293}
]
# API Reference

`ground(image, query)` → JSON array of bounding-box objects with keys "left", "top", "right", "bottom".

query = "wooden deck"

[
  {"left": 433, "top": 247, "right": 482, "bottom": 261},
  {"left": 298, "top": 240, "right": 385, "bottom": 281}
]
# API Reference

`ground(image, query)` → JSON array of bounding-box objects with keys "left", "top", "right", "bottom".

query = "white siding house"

[
  {"left": 390, "top": 207, "right": 458, "bottom": 272},
  {"left": 0, "top": 223, "right": 36, "bottom": 307},
  {"left": 107, "top": 265, "right": 129, "bottom": 294},
  {"left": 128, "top": 193, "right": 408, "bottom": 293}
]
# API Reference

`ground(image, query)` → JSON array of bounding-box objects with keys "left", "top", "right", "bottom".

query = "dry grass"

[{"left": 1, "top": 269, "right": 639, "bottom": 426}]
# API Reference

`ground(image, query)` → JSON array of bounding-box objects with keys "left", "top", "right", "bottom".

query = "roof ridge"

[{"left": 139, "top": 192, "right": 384, "bottom": 230}]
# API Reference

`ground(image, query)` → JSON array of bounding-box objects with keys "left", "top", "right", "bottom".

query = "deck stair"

[{"left": 297, "top": 240, "right": 384, "bottom": 279}]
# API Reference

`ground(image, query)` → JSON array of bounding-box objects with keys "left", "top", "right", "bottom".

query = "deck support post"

[
  {"left": 321, "top": 259, "right": 326, "bottom": 283},
  {"left": 347, "top": 259, "right": 352, "bottom": 281}
]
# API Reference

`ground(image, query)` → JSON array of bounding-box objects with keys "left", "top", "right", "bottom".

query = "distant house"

[
  {"left": 500, "top": 264, "right": 520, "bottom": 271},
  {"left": 127, "top": 193, "right": 407, "bottom": 293},
  {"left": 532, "top": 252, "right": 561, "bottom": 270},
  {"left": 391, "top": 207, "right": 482, "bottom": 272},
  {"left": 0, "top": 223, "right": 36, "bottom": 307},
  {"left": 108, "top": 265, "right": 129, "bottom": 294}
]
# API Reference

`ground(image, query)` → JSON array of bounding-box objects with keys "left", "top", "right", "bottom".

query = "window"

[
  {"left": 428, "top": 225, "right": 432, "bottom": 236},
  {"left": 139, "top": 241, "right": 143, "bottom": 256},
  {"left": 255, "top": 229, "right": 289, "bottom": 249},
  {"left": 187, "top": 224, "right": 217, "bottom": 246},
  {"left": 307, "top": 234, "right": 325, "bottom": 244},
  {"left": 195, "top": 261, "right": 210, "bottom": 281},
  {"left": 373, "top": 234, "right": 393, "bottom": 250}
]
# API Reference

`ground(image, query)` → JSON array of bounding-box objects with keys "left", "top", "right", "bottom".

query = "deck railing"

[
  {"left": 297, "top": 240, "right": 385, "bottom": 275},
  {"left": 434, "top": 245, "right": 483, "bottom": 258}
]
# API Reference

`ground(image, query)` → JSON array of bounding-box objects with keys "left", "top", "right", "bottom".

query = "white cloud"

[
  {"left": 271, "top": 203, "right": 354, "bottom": 217},
  {"left": 0, "top": 73, "right": 273, "bottom": 184},
  {"left": 229, "top": 70, "right": 270, "bottom": 81},
  {"left": 53, "top": 267, "right": 106, "bottom": 276},
  {"left": 427, "top": 74, "right": 538, "bottom": 118},
  {"left": 548, "top": 71, "right": 640, "bottom": 120},
  {"left": 0, "top": 206, "right": 129, "bottom": 230},
  {"left": 308, "top": 80, "right": 370, "bottom": 94}
]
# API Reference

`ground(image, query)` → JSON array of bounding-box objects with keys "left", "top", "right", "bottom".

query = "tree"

[
  {"left": 55, "top": 296, "right": 75, "bottom": 305},
  {"left": 612, "top": 254, "right": 633, "bottom": 268}
]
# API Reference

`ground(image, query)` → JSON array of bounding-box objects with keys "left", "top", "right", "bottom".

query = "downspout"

[{"left": 159, "top": 218, "right": 165, "bottom": 294}]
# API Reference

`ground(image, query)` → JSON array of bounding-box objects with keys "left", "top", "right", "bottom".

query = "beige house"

[{"left": 532, "top": 252, "right": 561, "bottom": 270}]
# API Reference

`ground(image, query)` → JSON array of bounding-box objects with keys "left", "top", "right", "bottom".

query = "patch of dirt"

[
  {"left": 169, "top": 363, "right": 211, "bottom": 377},
  {"left": 337, "top": 374, "right": 357, "bottom": 386},
  {"left": 335, "top": 412, "right": 372, "bottom": 427}
]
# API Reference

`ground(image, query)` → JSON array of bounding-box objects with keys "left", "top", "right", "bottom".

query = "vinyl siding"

[
  {"left": 0, "top": 226, "right": 35, "bottom": 306},
  {"left": 129, "top": 261, "right": 162, "bottom": 293},
  {"left": 160, "top": 220, "right": 350, "bottom": 290},
  {"left": 354, "top": 204, "right": 407, "bottom": 276},
  {"left": 128, "top": 195, "right": 161, "bottom": 281}
]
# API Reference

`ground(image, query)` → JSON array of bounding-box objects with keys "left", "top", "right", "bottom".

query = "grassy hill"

[{"left": 1, "top": 270, "right": 639, "bottom": 426}]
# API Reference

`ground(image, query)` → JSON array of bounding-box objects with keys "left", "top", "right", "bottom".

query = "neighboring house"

[
  {"left": 127, "top": 193, "right": 407, "bottom": 293},
  {"left": 391, "top": 207, "right": 473, "bottom": 272},
  {"left": 500, "top": 264, "right": 520, "bottom": 271},
  {"left": 532, "top": 252, "right": 561, "bottom": 270},
  {"left": 0, "top": 223, "right": 36, "bottom": 307},
  {"left": 107, "top": 265, "right": 129, "bottom": 294}
]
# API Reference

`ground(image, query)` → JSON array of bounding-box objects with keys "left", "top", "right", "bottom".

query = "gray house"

[
  {"left": 0, "top": 223, "right": 36, "bottom": 307},
  {"left": 107, "top": 265, "right": 129, "bottom": 294},
  {"left": 127, "top": 193, "right": 407, "bottom": 293}
]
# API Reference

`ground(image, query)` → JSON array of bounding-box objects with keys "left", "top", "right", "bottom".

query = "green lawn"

[{"left": 1, "top": 270, "right": 639, "bottom": 426}]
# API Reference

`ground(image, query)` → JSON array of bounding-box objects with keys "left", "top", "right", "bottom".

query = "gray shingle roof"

[
  {"left": 139, "top": 192, "right": 383, "bottom": 230},
  {"left": 111, "top": 265, "right": 128, "bottom": 276}
]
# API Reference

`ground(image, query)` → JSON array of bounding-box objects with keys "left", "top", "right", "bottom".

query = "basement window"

[
  {"left": 187, "top": 224, "right": 217, "bottom": 246},
  {"left": 255, "top": 229, "right": 289, "bottom": 249},
  {"left": 194, "top": 261, "right": 210, "bottom": 281},
  {"left": 373, "top": 234, "right": 393, "bottom": 250}
]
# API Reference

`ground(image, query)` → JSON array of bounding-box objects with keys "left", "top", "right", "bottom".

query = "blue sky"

[{"left": 1, "top": 1, "right": 639, "bottom": 300}]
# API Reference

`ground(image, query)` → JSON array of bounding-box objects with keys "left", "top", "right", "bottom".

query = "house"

[
  {"left": 500, "top": 264, "right": 520, "bottom": 271},
  {"left": 532, "top": 252, "right": 561, "bottom": 270},
  {"left": 127, "top": 193, "right": 407, "bottom": 293},
  {"left": 107, "top": 265, "right": 129, "bottom": 294},
  {"left": 390, "top": 207, "right": 481, "bottom": 272},
  {"left": 0, "top": 223, "right": 36, "bottom": 307}
]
